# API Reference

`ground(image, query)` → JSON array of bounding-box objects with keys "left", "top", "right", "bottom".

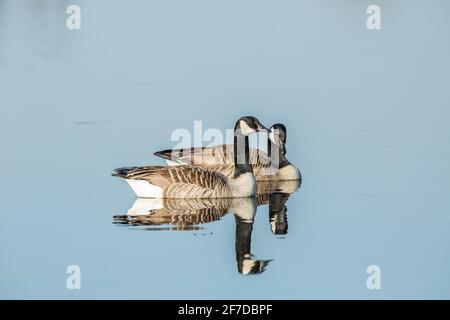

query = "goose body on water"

[
  {"left": 154, "top": 124, "right": 301, "bottom": 181},
  {"left": 112, "top": 116, "right": 267, "bottom": 198}
]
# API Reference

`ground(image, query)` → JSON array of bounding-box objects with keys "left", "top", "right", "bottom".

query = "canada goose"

[
  {"left": 114, "top": 197, "right": 255, "bottom": 231},
  {"left": 257, "top": 192, "right": 292, "bottom": 235},
  {"left": 112, "top": 116, "right": 267, "bottom": 198},
  {"left": 154, "top": 123, "right": 301, "bottom": 182},
  {"left": 115, "top": 198, "right": 234, "bottom": 231},
  {"left": 256, "top": 180, "right": 300, "bottom": 235}
]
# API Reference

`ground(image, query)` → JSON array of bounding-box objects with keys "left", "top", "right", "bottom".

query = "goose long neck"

[
  {"left": 233, "top": 133, "right": 252, "bottom": 178},
  {"left": 235, "top": 215, "right": 254, "bottom": 270},
  {"left": 268, "top": 138, "right": 272, "bottom": 157},
  {"left": 268, "top": 139, "right": 289, "bottom": 168},
  {"left": 269, "top": 193, "right": 289, "bottom": 235}
]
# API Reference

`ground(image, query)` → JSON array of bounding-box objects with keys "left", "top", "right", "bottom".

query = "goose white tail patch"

[
  {"left": 127, "top": 198, "right": 163, "bottom": 215},
  {"left": 126, "top": 179, "right": 163, "bottom": 198},
  {"left": 165, "top": 159, "right": 182, "bottom": 166}
]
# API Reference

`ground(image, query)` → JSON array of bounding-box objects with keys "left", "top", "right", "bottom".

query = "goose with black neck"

[{"left": 112, "top": 116, "right": 267, "bottom": 198}]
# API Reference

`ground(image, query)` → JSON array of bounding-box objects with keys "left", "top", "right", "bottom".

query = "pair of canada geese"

[{"left": 112, "top": 116, "right": 301, "bottom": 199}]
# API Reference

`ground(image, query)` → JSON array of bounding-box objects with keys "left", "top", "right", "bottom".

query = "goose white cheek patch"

[
  {"left": 268, "top": 130, "right": 275, "bottom": 143},
  {"left": 239, "top": 120, "right": 255, "bottom": 136}
]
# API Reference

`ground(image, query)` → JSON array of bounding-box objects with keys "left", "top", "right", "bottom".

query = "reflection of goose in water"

[
  {"left": 114, "top": 197, "right": 251, "bottom": 231},
  {"left": 234, "top": 210, "right": 271, "bottom": 275},
  {"left": 256, "top": 180, "right": 301, "bottom": 235},
  {"left": 113, "top": 180, "right": 300, "bottom": 274},
  {"left": 256, "top": 179, "right": 301, "bottom": 195}
]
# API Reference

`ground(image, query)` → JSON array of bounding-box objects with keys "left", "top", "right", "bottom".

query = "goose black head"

[
  {"left": 269, "top": 123, "right": 287, "bottom": 155},
  {"left": 269, "top": 193, "right": 290, "bottom": 235},
  {"left": 269, "top": 123, "right": 286, "bottom": 144},
  {"left": 235, "top": 116, "right": 268, "bottom": 136}
]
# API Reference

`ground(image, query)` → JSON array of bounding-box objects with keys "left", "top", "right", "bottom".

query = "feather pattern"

[
  {"left": 113, "top": 197, "right": 253, "bottom": 230},
  {"left": 154, "top": 145, "right": 270, "bottom": 167},
  {"left": 154, "top": 145, "right": 300, "bottom": 181},
  {"left": 114, "top": 165, "right": 234, "bottom": 198}
]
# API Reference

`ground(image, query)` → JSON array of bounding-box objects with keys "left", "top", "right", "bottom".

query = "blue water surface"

[{"left": 1, "top": 0, "right": 450, "bottom": 299}]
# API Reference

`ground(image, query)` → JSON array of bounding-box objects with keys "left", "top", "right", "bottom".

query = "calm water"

[{"left": 1, "top": 0, "right": 450, "bottom": 299}]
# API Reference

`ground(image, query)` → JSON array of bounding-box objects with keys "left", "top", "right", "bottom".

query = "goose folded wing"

[
  {"left": 154, "top": 145, "right": 271, "bottom": 167},
  {"left": 154, "top": 145, "right": 234, "bottom": 166},
  {"left": 123, "top": 165, "right": 230, "bottom": 190}
]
